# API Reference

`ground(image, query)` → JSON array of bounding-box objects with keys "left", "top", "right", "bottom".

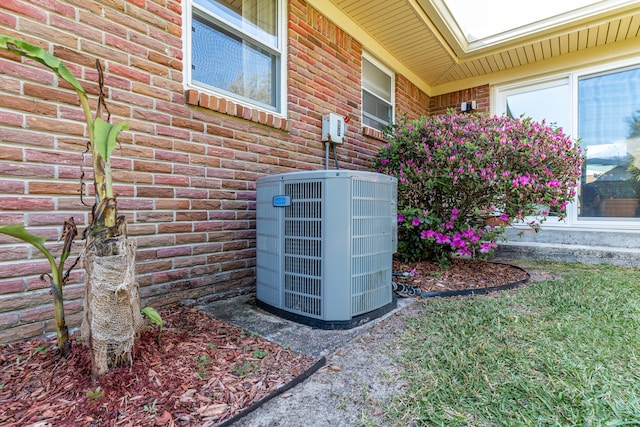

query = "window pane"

[
  {"left": 579, "top": 67, "right": 640, "bottom": 218},
  {"left": 192, "top": 14, "right": 277, "bottom": 108},
  {"left": 194, "top": 0, "right": 277, "bottom": 48},
  {"left": 506, "top": 83, "right": 569, "bottom": 130},
  {"left": 363, "top": 90, "right": 391, "bottom": 131},
  {"left": 363, "top": 58, "right": 391, "bottom": 102}
]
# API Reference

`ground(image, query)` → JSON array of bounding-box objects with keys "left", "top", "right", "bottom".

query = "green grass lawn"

[{"left": 386, "top": 262, "right": 640, "bottom": 426}]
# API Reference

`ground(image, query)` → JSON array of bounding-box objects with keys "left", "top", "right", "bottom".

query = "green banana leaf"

[
  {"left": 0, "top": 225, "right": 57, "bottom": 271},
  {"left": 0, "top": 35, "right": 86, "bottom": 95},
  {"left": 94, "top": 118, "right": 129, "bottom": 163},
  {"left": 141, "top": 307, "right": 163, "bottom": 329}
]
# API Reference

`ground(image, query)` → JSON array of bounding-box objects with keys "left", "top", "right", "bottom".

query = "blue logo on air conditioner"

[{"left": 272, "top": 195, "right": 291, "bottom": 207}]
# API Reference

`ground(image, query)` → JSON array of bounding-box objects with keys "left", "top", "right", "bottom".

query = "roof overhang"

[{"left": 315, "top": 0, "right": 640, "bottom": 96}]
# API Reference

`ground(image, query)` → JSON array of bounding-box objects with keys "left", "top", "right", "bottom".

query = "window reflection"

[
  {"left": 194, "top": 0, "right": 278, "bottom": 48},
  {"left": 190, "top": 0, "right": 280, "bottom": 111},
  {"left": 578, "top": 67, "right": 640, "bottom": 218},
  {"left": 506, "top": 83, "right": 569, "bottom": 130},
  {"left": 192, "top": 14, "right": 276, "bottom": 107}
]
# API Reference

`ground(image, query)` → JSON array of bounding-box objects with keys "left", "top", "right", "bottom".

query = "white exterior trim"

[
  {"left": 361, "top": 52, "right": 396, "bottom": 131},
  {"left": 182, "top": 0, "right": 288, "bottom": 118},
  {"left": 494, "top": 56, "right": 640, "bottom": 231}
]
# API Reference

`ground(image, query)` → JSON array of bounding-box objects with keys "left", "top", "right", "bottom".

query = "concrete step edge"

[{"left": 499, "top": 241, "right": 640, "bottom": 253}]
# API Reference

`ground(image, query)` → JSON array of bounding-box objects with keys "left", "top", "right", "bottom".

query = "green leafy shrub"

[{"left": 375, "top": 112, "right": 584, "bottom": 265}]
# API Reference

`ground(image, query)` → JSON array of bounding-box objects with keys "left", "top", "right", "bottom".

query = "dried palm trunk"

[{"left": 82, "top": 233, "right": 143, "bottom": 378}]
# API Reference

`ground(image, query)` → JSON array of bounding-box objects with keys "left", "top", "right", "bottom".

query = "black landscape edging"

[
  {"left": 420, "top": 262, "right": 530, "bottom": 298},
  {"left": 217, "top": 356, "right": 327, "bottom": 427}
]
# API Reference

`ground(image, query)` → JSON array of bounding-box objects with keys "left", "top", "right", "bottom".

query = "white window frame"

[
  {"left": 494, "top": 57, "right": 640, "bottom": 230},
  {"left": 362, "top": 53, "right": 395, "bottom": 131},
  {"left": 183, "top": 0, "right": 287, "bottom": 116}
]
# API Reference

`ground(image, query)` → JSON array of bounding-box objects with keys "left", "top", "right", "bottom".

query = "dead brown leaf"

[{"left": 198, "top": 403, "right": 228, "bottom": 417}]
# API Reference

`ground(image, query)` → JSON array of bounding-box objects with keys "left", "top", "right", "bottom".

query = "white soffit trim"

[{"left": 422, "top": 0, "right": 638, "bottom": 54}]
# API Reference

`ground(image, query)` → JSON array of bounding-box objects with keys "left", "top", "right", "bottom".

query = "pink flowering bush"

[{"left": 375, "top": 112, "right": 584, "bottom": 265}]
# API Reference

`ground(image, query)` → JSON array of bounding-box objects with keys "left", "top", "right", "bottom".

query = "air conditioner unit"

[{"left": 256, "top": 170, "right": 398, "bottom": 329}]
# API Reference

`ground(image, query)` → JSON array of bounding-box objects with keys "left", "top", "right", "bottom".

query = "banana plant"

[
  {"left": 0, "top": 219, "right": 77, "bottom": 356},
  {"left": 0, "top": 35, "right": 130, "bottom": 360},
  {"left": 0, "top": 35, "right": 128, "bottom": 229},
  {"left": 141, "top": 306, "right": 164, "bottom": 345}
]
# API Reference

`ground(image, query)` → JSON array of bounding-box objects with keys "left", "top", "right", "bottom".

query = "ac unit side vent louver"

[{"left": 283, "top": 181, "right": 323, "bottom": 317}]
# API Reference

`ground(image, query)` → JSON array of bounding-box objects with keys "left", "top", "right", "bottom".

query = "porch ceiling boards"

[{"left": 328, "top": 0, "right": 640, "bottom": 94}]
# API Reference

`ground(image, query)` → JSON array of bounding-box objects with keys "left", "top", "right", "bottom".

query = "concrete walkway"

[
  {"left": 200, "top": 293, "right": 416, "bottom": 359},
  {"left": 199, "top": 294, "right": 418, "bottom": 427}
]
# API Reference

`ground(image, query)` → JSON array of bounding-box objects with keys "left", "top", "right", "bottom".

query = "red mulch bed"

[
  {"left": 0, "top": 305, "right": 315, "bottom": 426},
  {"left": 0, "top": 259, "right": 528, "bottom": 426},
  {"left": 393, "top": 258, "right": 529, "bottom": 293}
]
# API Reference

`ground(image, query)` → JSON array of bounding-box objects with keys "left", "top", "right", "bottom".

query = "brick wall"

[
  {"left": 429, "top": 84, "right": 491, "bottom": 115},
  {"left": 0, "top": 0, "right": 435, "bottom": 343},
  {"left": 396, "top": 74, "right": 430, "bottom": 121}
]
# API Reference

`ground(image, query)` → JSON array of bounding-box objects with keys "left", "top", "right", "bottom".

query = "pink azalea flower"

[
  {"left": 435, "top": 233, "right": 451, "bottom": 244},
  {"left": 421, "top": 230, "right": 436, "bottom": 239},
  {"left": 461, "top": 228, "right": 478, "bottom": 240},
  {"left": 480, "top": 241, "right": 497, "bottom": 253},
  {"left": 457, "top": 246, "right": 473, "bottom": 256},
  {"left": 450, "top": 234, "right": 466, "bottom": 248}
]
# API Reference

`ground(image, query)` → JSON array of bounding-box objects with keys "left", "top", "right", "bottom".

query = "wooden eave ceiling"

[{"left": 327, "top": 0, "right": 640, "bottom": 96}]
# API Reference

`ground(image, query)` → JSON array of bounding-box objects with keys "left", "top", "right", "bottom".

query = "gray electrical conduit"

[{"left": 324, "top": 141, "right": 340, "bottom": 170}]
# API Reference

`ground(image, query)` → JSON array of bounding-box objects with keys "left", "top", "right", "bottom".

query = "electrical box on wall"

[
  {"left": 461, "top": 101, "right": 477, "bottom": 112},
  {"left": 321, "top": 113, "right": 345, "bottom": 144}
]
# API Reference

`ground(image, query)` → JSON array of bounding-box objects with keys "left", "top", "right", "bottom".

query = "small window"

[
  {"left": 189, "top": 0, "right": 283, "bottom": 112},
  {"left": 362, "top": 56, "right": 394, "bottom": 131}
]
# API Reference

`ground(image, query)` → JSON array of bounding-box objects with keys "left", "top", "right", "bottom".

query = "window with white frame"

[
  {"left": 578, "top": 66, "right": 640, "bottom": 219},
  {"left": 362, "top": 55, "right": 394, "bottom": 131},
  {"left": 188, "top": 0, "right": 283, "bottom": 112},
  {"left": 495, "top": 61, "right": 640, "bottom": 224}
]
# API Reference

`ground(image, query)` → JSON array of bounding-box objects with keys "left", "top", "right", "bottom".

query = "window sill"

[
  {"left": 362, "top": 126, "right": 385, "bottom": 141},
  {"left": 186, "top": 89, "right": 288, "bottom": 131}
]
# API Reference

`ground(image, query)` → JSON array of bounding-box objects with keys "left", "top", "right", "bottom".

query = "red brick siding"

[
  {"left": 429, "top": 84, "right": 490, "bottom": 115},
  {"left": 396, "top": 74, "right": 430, "bottom": 121},
  {"left": 0, "top": 0, "right": 432, "bottom": 343}
]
